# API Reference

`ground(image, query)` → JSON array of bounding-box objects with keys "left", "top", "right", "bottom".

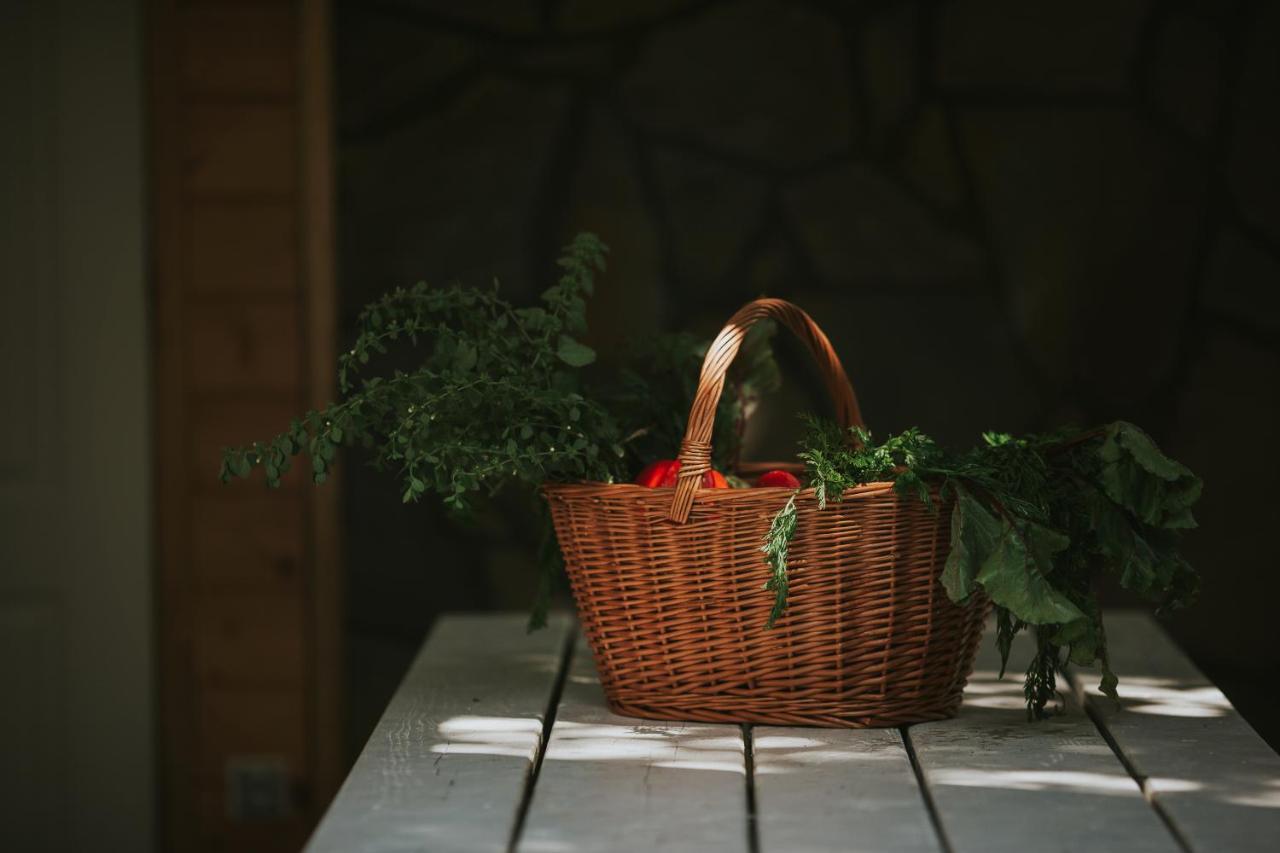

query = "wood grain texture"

[
  {"left": 1068, "top": 612, "right": 1280, "bottom": 852},
  {"left": 300, "top": 0, "right": 344, "bottom": 807},
  {"left": 180, "top": 4, "right": 296, "bottom": 98},
  {"left": 192, "top": 593, "right": 307, "bottom": 688},
  {"left": 306, "top": 614, "right": 573, "bottom": 853},
  {"left": 314, "top": 611, "right": 1280, "bottom": 852},
  {"left": 189, "top": 495, "right": 305, "bottom": 593},
  {"left": 184, "top": 201, "right": 298, "bottom": 296},
  {"left": 519, "top": 637, "right": 750, "bottom": 852},
  {"left": 909, "top": 625, "right": 1181, "bottom": 853},
  {"left": 185, "top": 301, "right": 303, "bottom": 392},
  {"left": 182, "top": 103, "right": 296, "bottom": 196},
  {"left": 152, "top": 4, "right": 340, "bottom": 847},
  {"left": 753, "top": 727, "right": 941, "bottom": 853},
  {"left": 198, "top": 687, "right": 310, "bottom": 786}
]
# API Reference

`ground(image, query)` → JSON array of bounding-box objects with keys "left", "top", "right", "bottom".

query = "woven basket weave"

[{"left": 544, "top": 298, "right": 988, "bottom": 727}]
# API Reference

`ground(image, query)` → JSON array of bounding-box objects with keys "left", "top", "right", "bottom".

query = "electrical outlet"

[{"left": 225, "top": 756, "right": 293, "bottom": 821}]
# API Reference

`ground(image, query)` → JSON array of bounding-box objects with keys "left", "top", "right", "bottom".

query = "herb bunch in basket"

[{"left": 763, "top": 417, "right": 1201, "bottom": 717}]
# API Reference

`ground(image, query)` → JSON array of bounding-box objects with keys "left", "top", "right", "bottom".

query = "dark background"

[{"left": 331, "top": 0, "right": 1280, "bottom": 755}]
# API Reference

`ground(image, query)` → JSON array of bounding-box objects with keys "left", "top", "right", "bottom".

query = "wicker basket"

[{"left": 544, "top": 298, "right": 988, "bottom": 727}]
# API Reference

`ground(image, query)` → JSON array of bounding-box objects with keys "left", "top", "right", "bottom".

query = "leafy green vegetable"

[
  {"left": 764, "top": 417, "right": 1202, "bottom": 718},
  {"left": 948, "top": 484, "right": 1083, "bottom": 624},
  {"left": 1098, "top": 422, "right": 1201, "bottom": 529}
]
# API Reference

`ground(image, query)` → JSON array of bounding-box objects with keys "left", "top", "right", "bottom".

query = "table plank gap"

[
  {"left": 742, "top": 725, "right": 761, "bottom": 853},
  {"left": 305, "top": 613, "right": 574, "bottom": 853},
  {"left": 751, "top": 725, "right": 941, "bottom": 852},
  {"left": 506, "top": 624, "right": 578, "bottom": 853},
  {"left": 900, "top": 726, "right": 956, "bottom": 853},
  {"left": 1066, "top": 612, "right": 1280, "bottom": 853},
  {"left": 908, "top": 622, "right": 1182, "bottom": 853},
  {"left": 1080, "top": 695, "right": 1194, "bottom": 852},
  {"left": 518, "top": 637, "right": 750, "bottom": 852}
]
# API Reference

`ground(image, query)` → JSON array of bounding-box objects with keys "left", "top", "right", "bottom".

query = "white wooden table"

[{"left": 308, "top": 612, "right": 1280, "bottom": 852}]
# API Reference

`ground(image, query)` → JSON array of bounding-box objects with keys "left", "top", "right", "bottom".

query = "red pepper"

[
  {"left": 634, "top": 459, "right": 729, "bottom": 489},
  {"left": 755, "top": 469, "right": 802, "bottom": 489}
]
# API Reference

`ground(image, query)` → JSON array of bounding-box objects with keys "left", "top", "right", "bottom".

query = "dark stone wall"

[{"left": 335, "top": 0, "right": 1280, "bottom": 753}]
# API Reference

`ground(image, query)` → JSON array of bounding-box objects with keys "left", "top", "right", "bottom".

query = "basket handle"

[{"left": 668, "top": 298, "right": 863, "bottom": 523}]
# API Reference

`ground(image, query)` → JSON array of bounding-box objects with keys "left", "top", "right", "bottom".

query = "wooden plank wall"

[{"left": 150, "top": 1, "right": 340, "bottom": 850}]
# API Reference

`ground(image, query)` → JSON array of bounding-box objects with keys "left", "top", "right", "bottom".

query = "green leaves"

[
  {"left": 977, "top": 519, "right": 1080, "bottom": 623},
  {"left": 797, "top": 419, "right": 942, "bottom": 509},
  {"left": 943, "top": 484, "right": 1085, "bottom": 624},
  {"left": 940, "top": 486, "right": 986, "bottom": 603},
  {"left": 556, "top": 336, "right": 596, "bottom": 367},
  {"left": 220, "top": 233, "right": 627, "bottom": 514},
  {"left": 1097, "top": 422, "right": 1201, "bottom": 529},
  {"left": 221, "top": 229, "right": 780, "bottom": 637},
  {"left": 765, "top": 416, "right": 1201, "bottom": 719}
]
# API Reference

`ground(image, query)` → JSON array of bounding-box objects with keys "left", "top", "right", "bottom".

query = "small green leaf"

[
  {"left": 556, "top": 336, "right": 596, "bottom": 367},
  {"left": 941, "top": 487, "right": 1084, "bottom": 625},
  {"left": 1097, "top": 422, "right": 1202, "bottom": 529},
  {"left": 974, "top": 518, "right": 1084, "bottom": 625},
  {"left": 454, "top": 341, "right": 477, "bottom": 373},
  {"left": 941, "top": 485, "right": 990, "bottom": 603}
]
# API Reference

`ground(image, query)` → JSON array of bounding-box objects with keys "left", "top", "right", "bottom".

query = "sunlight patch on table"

[
  {"left": 931, "top": 767, "right": 1201, "bottom": 795},
  {"left": 1084, "top": 676, "right": 1232, "bottom": 718},
  {"left": 428, "top": 716, "right": 745, "bottom": 773}
]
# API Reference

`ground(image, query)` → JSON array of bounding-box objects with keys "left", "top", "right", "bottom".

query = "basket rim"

[{"left": 542, "top": 479, "right": 904, "bottom": 502}]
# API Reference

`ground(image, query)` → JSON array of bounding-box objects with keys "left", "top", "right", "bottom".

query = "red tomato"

[
  {"left": 755, "top": 469, "right": 802, "bottom": 488},
  {"left": 633, "top": 459, "right": 729, "bottom": 489}
]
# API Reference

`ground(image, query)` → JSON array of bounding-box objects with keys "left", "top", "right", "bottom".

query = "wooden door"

[
  {"left": 0, "top": 1, "right": 153, "bottom": 850},
  {"left": 149, "top": 0, "right": 341, "bottom": 849}
]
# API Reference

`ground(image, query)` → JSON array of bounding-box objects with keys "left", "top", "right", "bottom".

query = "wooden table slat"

[
  {"left": 1068, "top": 612, "right": 1280, "bottom": 853},
  {"left": 752, "top": 726, "right": 940, "bottom": 853},
  {"left": 517, "top": 637, "right": 750, "bottom": 853},
  {"left": 306, "top": 613, "right": 573, "bottom": 853},
  {"left": 310, "top": 611, "right": 1280, "bottom": 852},
  {"left": 909, "top": 629, "right": 1182, "bottom": 853}
]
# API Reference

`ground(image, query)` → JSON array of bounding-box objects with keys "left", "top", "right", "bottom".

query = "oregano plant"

[
  {"left": 221, "top": 233, "right": 624, "bottom": 507},
  {"left": 220, "top": 233, "right": 779, "bottom": 623}
]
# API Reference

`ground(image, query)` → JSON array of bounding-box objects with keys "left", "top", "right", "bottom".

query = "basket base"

[{"left": 603, "top": 694, "right": 964, "bottom": 729}]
